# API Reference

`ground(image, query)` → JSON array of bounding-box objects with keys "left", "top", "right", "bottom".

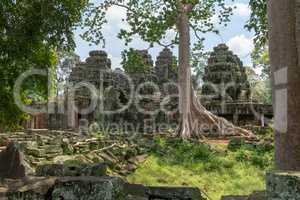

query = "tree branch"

[
  {"left": 112, "top": 3, "right": 137, "bottom": 14},
  {"left": 190, "top": 24, "right": 202, "bottom": 41},
  {"left": 97, "top": 2, "right": 138, "bottom": 15},
  {"left": 156, "top": 32, "right": 179, "bottom": 48}
]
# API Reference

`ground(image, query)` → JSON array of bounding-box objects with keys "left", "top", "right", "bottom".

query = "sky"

[{"left": 74, "top": 0, "right": 254, "bottom": 69}]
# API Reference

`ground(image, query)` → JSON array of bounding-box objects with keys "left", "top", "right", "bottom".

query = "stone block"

[
  {"left": 124, "top": 183, "right": 205, "bottom": 200},
  {"left": 146, "top": 186, "right": 205, "bottom": 200},
  {"left": 221, "top": 191, "right": 266, "bottom": 200},
  {"left": 51, "top": 176, "right": 124, "bottom": 200},
  {"left": 266, "top": 171, "right": 300, "bottom": 200},
  {"left": 2, "top": 176, "right": 125, "bottom": 200},
  {"left": 6, "top": 191, "right": 45, "bottom": 200},
  {"left": 220, "top": 196, "right": 248, "bottom": 200},
  {"left": 36, "top": 163, "right": 107, "bottom": 177}
]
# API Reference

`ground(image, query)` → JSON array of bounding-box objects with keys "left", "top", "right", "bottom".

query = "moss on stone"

[{"left": 266, "top": 171, "right": 300, "bottom": 200}]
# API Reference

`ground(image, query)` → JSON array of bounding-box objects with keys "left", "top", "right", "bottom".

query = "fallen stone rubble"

[
  {"left": 0, "top": 131, "right": 207, "bottom": 200},
  {"left": 0, "top": 176, "right": 207, "bottom": 200},
  {"left": 0, "top": 130, "right": 153, "bottom": 176}
]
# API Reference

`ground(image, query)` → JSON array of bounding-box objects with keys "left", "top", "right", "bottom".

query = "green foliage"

[
  {"left": 82, "top": 0, "right": 234, "bottom": 47},
  {"left": 251, "top": 44, "right": 270, "bottom": 79},
  {"left": 251, "top": 79, "right": 272, "bottom": 104},
  {"left": 245, "top": 0, "right": 268, "bottom": 46},
  {"left": 233, "top": 145, "right": 273, "bottom": 169},
  {"left": 127, "top": 136, "right": 274, "bottom": 200},
  {"left": 228, "top": 137, "right": 245, "bottom": 151},
  {"left": 246, "top": 0, "right": 270, "bottom": 105},
  {"left": 255, "top": 126, "right": 274, "bottom": 140},
  {"left": 246, "top": 66, "right": 272, "bottom": 104},
  {"left": 0, "top": 0, "right": 87, "bottom": 131},
  {"left": 121, "top": 49, "right": 151, "bottom": 74},
  {"left": 57, "top": 51, "right": 80, "bottom": 95}
]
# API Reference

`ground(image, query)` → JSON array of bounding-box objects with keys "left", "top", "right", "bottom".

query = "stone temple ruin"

[
  {"left": 201, "top": 44, "right": 273, "bottom": 126},
  {"left": 44, "top": 48, "right": 179, "bottom": 132},
  {"left": 27, "top": 44, "right": 272, "bottom": 132}
]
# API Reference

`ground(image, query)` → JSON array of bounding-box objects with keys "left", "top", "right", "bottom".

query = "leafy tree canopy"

[
  {"left": 81, "top": 0, "right": 234, "bottom": 49},
  {"left": 251, "top": 44, "right": 270, "bottom": 79},
  {"left": 245, "top": 67, "right": 271, "bottom": 104},
  {"left": 245, "top": 0, "right": 268, "bottom": 46},
  {"left": 246, "top": 0, "right": 270, "bottom": 103},
  {"left": 0, "top": 0, "right": 87, "bottom": 130}
]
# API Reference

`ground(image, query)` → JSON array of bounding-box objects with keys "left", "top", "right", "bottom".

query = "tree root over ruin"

[{"left": 177, "top": 88, "right": 255, "bottom": 139}]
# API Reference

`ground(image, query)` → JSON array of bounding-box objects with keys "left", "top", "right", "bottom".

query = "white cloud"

[
  {"left": 211, "top": 14, "right": 219, "bottom": 26},
  {"left": 233, "top": 3, "right": 251, "bottom": 17},
  {"left": 108, "top": 54, "right": 122, "bottom": 69},
  {"left": 104, "top": 6, "right": 129, "bottom": 32},
  {"left": 226, "top": 35, "right": 254, "bottom": 58}
]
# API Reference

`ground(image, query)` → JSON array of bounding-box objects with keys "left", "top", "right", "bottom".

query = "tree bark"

[
  {"left": 176, "top": 9, "right": 253, "bottom": 139},
  {"left": 268, "top": 0, "right": 300, "bottom": 170},
  {"left": 177, "top": 11, "right": 192, "bottom": 138}
]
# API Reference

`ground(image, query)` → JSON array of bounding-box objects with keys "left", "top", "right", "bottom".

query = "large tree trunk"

[
  {"left": 268, "top": 0, "right": 300, "bottom": 170},
  {"left": 177, "top": 11, "right": 192, "bottom": 138},
  {"left": 177, "top": 10, "right": 253, "bottom": 139}
]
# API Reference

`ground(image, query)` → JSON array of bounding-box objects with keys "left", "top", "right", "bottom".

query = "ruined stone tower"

[
  {"left": 155, "top": 48, "right": 177, "bottom": 82},
  {"left": 67, "top": 50, "right": 112, "bottom": 129},
  {"left": 201, "top": 44, "right": 251, "bottom": 102}
]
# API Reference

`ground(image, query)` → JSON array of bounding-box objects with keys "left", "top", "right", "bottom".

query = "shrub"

[{"left": 228, "top": 137, "right": 245, "bottom": 151}]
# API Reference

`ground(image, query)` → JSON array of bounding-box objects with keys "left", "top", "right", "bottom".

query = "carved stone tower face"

[
  {"left": 69, "top": 50, "right": 112, "bottom": 87},
  {"left": 67, "top": 50, "right": 112, "bottom": 128},
  {"left": 155, "top": 48, "right": 177, "bottom": 82},
  {"left": 201, "top": 44, "right": 250, "bottom": 102}
]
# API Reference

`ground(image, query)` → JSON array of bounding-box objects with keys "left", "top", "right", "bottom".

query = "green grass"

[{"left": 127, "top": 136, "right": 274, "bottom": 200}]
